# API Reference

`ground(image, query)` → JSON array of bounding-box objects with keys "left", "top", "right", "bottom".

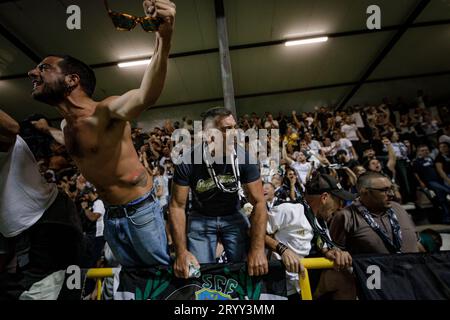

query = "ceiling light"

[
  {"left": 118, "top": 59, "right": 151, "bottom": 68},
  {"left": 285, "top": 37, "right": 328, "bottom": 47}
]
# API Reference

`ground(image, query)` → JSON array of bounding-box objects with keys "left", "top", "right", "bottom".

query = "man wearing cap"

[
  {"left": 302, "top": 173, "right": 355, "bottom": 265},
  {"left": 301, "top": 173, "right": 357, "bottom": 300},
  {"left": 262, "top": 173, "right": 354, "bottom": 300},
  {"left": 321, "top": 171, "right": 419, "bottom": 299}
]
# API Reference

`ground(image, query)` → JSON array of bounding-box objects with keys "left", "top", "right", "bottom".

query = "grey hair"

[
  {"left": 202, "top": 107, "right": 233, "bottom": 129},
  {"left": 356, "top": 171, "right": 389, "bottom": 192}
]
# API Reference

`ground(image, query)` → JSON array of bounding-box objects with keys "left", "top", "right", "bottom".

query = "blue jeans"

[
  {"left": 187, "top": 212, "right": 250, "bottom": 263},
  {"left": 103, "top": 192, "right": 170, "bottom": 267},
  {"left": 428, "top": 181, "right": 450, "bottom": 222}
]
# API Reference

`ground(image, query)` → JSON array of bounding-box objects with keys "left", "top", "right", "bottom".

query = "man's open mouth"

[{"left": 32, "top": 79, "right": 43, "bottom": 90}]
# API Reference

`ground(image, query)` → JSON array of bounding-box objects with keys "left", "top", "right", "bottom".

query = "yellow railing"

[
  {"left": 87, "top": 259, "right": 334, "bottom": 301},
  {"left": 86, "top": 268, "right": 114, "bottom": 300},
  {"left": 299, "top": 257, "right": 334, "bottom": 300}
]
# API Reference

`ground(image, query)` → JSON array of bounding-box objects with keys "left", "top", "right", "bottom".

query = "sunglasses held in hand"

[{"left": 104, "top": 0, "right": 162, "bottom": 32}]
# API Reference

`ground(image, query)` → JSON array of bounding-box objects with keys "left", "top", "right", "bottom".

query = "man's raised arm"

[
  {"left": 107, "top": 0, "right": 176, "bottom": 121},
  {"left": 31, "top": 118, "right": 65, "bottom": 146}
]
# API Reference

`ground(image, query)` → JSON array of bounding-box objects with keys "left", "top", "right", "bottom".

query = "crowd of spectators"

[{"left": 19, "top": 92, "right": 450, "bottom": 270}]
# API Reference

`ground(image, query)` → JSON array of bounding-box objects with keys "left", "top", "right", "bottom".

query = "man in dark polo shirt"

[
  {"left": 329, "top": 171, "right": 419, "bottom": 254},
  {"left": 169, "top": 107, "right": 268, "bottom": 279}
]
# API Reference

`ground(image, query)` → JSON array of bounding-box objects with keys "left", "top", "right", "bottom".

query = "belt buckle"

[
  {"left": 108, "top": 206, "right": 126, "bottom": 219},
  {"left": 128, "top": 194, "right": 153, "bottom": 212}
]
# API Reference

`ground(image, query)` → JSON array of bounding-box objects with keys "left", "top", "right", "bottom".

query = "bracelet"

[{"left": 276, "top": 242, "right": 289, "bottom": 256}]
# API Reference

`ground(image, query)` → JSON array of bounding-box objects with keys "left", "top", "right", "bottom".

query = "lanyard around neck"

[
  {"left": 202, "top": 142, "right": 243, "bottom": 199},
  {"left": 355, "top": 204, "right": 402, "bottom": 253}
]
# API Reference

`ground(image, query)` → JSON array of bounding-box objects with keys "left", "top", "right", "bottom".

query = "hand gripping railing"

[
  {"left": 299, "top": 258, "right": 335, "bottom": 300},
  {"left": 86, "top": 258, "right": 335, "bottom": 301},
  {"left": 86, "top": 268, "right": 114, "bottom": 300}
]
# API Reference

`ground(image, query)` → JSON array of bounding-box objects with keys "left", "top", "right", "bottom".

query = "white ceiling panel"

[
  {"left": 237, "top": 86, "right": 353, "bottom": 116},
  {"left": 349, "top": 74, "right": 450, "bottom": 106},
  {"left": 416, "top": 0, "right": 450, "bottom": 22},
  {"left": 231, "top": 32, "right": 394, "bottom": 95},
  {"left": 0, "top": 0, "right": 218, "bottom": 67},
  {"left": 0, "top": 0, "right": 449, "bottom": 123},
  {"left": 225, "top": 0, "right": 418, "bottom": 45},
  {"left": 0, "top": 34, "right": 35, "bottom": 76},
  {"left": 89, "top": 52, "right": 222, "bottom": 106},
  {"left": 370, "top": 25, "right": 450, "bottom": 79}
]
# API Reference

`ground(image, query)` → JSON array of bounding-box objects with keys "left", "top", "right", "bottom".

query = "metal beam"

[
  {"left": 44, "top": 68, "right": 450, "bottom": 122},
  {"left": 214, "top": 0, "right": 236, "bottom": 117},
  {"left": 147, "top": 69, "right": 450, "bottom": 111},
  {"left": 0, "top": 22, "right": 41, "bottom": 63},
  {"left": 337, "top": 0, "right": 431, "bottom": 109},
  {"left": 1, "top": 17, "right": 450, "bottom": 80}
]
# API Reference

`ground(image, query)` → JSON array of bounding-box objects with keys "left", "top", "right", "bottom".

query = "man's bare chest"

[{"left": 63, "top": 123, "right": 101, "bottom": 158}]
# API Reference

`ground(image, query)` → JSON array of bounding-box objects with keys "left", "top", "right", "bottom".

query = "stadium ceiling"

[{"left": 0, "top": 0, "right": 450, "bottom": 121}]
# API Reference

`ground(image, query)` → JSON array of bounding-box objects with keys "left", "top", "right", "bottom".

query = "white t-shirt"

[
  {"left": 92, "top": 199, "right": 105, "bottom": 238},
  {"left": 290, "top": 161, "right": 312, "bottom": 185},
  {"left": 341, "top": 124, "right": 359, "bottom": 141},
  {"left": 321, "top": 145, "right": 335, "bottom": 157},
  {"left": 162, "top": 176, "right": 169, "bottom": 206},
  {"left": 266, "top": 202, "right": 314, "bottom": 295},
  {"left": 260, "top": 158, "right": 271, "bottom": 182},
  {"left": 308, "top": 140, "right": 322, "bottom": 154},
  {"left": 264, "top": 120, "right": 279, "bottom": 129},
  {"left": 351, "top": 112, "right": 365, "bottom": 128},
  {"left": 335, "top": 138, "right": 354, "bottom": 158},
  {"left": 0, "top": 136, "right": 58, "bottom": 237},
  {"left": 154, "top": 175, "right": 169, "bottom": 207}
]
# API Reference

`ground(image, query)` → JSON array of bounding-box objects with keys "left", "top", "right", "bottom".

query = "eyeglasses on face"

[
  {"left": 103, "top": 0, "right": 162, "bottom": 32},
  {"left": 366, "top": 186, "right": 395, "bottom": 194}
]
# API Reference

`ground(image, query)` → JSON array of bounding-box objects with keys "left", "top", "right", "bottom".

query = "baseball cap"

[
  {"left": 305, "top": 173, "right": 356, "bottom": 201},
  {"left": 79, "top": 186, "right": 96, "bottom": 197}
]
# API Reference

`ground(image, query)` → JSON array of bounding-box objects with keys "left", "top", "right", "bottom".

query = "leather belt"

[{"left": 106, "top": 193, "right": 155, "bottom": 219}]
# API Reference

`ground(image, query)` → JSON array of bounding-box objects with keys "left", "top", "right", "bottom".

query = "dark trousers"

[{"left": 395, "top": 159, "right": 415, "bottom": 203}]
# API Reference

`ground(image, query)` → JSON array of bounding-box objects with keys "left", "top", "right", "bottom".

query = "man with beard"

[
  {"left": 315, "top": 172, "right": 417, "bottom": 300},
  {"left": 28, "top": 0, "right": 176, "bottom": 267},
  {"left": 330, "top": 171, "right": 419, "bottom": 255},
  {"left": 170, "top": 107, "right": 269, "bottom": 278}
]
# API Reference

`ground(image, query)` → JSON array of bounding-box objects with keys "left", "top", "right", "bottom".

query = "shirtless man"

[{"left": 28, "top": 0, "right": 176, "bottom": 267}]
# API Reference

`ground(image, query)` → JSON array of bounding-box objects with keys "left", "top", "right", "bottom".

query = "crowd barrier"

[
  {"left": 299, "top": 258, "right": 334, "bottom": 300},
  {"left": 81, "top": 252, "right": 450, "bottom": 300},
  {"left": 85, "top": 258, "right": 335, "bottom": 301},
  {"left": 86, "top": 268, "right": 114, "bottom": 300}
]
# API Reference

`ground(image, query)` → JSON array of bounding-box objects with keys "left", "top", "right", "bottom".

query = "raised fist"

[
  {"left": 143, "top": 0, "right": 176, "bottom": 39},
  {"left": 31, "top": 118, "right": 50, "bottom": 133}
]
